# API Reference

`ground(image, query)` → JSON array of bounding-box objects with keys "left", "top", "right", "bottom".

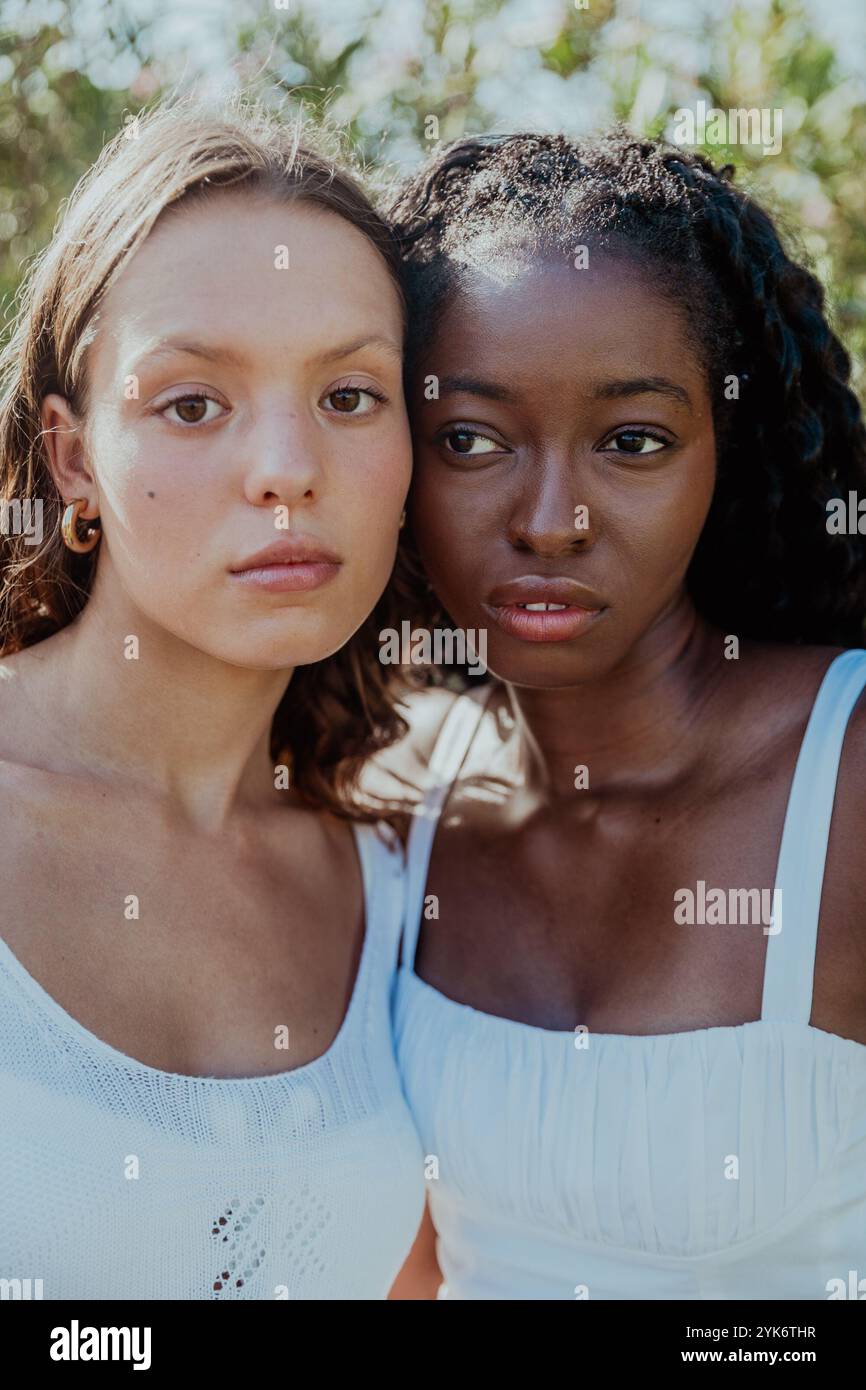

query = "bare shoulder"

[
  {"left": 735, "top": 641, "right": 866, "bottom": 1037},
  {"left": 831, "top": 647, "right": 866, "bottom": 840},
  {"left": 719, "top": 639, "right": 850, "bottom": 760},
  {"left": 804, "top": 645, "right": 866, "bottom": 1029},
  {"left": 765, "top": 642, "right": 866, "bottom": 959},
  {"left": 0, "top": 656, "right": 51, "bottom": 807},
  {"left": 276, "top": 804, "right": 370, "bottom": 925},
  {"left": 0, "top": 757, "right": 42, "bottom": 840},
  {"left": 0, "top": 714, "right": 73, "bottom": 960},
  {"left": 750, "top": 641, "right": 866, "bottom": 760},
  {"left": 734, "top": 639, "right": 847, "bottom": 704},
  {"left": 0, "top": 638, "right": 67, "bottom": 772}
]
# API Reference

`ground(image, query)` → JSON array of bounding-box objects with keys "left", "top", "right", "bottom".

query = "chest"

[
  {"left": 416, "top": 757, "right": 866, "bottom": 1041},
  {"left": 394, "top": 966, "right": 866, "bottom": 1273},
  {"left": 1, "top": 778, "right": 364, "bottom": 1076},
  {"left": 0, "top": 1039, "right": 424, "bottom": 1298}
]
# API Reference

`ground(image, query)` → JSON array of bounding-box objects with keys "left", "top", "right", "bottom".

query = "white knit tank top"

[
  {"left": 394, "top": 649, "right": 866, "bottom": 1299},
  {"left": 0, "top": 821, "right": 425, "bottom": 1299}
]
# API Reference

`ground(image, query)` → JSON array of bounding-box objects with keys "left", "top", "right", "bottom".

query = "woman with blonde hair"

[{"left": 0, "top": 95, "right": 424, "bottom": 1299}]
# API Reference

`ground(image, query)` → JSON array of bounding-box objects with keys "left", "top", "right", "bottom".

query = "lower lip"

[
  {"left": 229, "top": 562, "right": 341, "bottom": 593},
  {"left": 486, "top": 603, "right": 603, "bottom": 642}
]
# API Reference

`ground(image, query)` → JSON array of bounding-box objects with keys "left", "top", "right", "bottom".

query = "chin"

[
  {"left": 491, "top": 667, "right": 593, "bottom": 691},
  {"left": 242, "top": 639, "right": 347, "bottom": 671},
  {"left": 479, "top": 638, "right": 597, "bottom": 690},
  {"left": 198, "top": 624, "right": 345, "bottom": 673}
]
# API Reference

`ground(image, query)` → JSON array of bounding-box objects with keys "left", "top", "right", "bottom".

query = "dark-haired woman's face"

[{"left": 407, "top": 254, "right": 717, "bottom": 686}]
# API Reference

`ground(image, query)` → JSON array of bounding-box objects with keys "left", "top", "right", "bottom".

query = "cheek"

[
  {"left": 410, "top": 464, "right": 483, "bottom": 615},
  {"left": 606, "top": 446, "right": 716, "bottom": 576},
  {"left": 340, "top": 421, "right": 412, "bottom": 571},
  {"left": 664, "top": 445, "right": 717, "bottom": 564},
  {"left": 89, "top": 415, "right": 226, "bottom": 591}
]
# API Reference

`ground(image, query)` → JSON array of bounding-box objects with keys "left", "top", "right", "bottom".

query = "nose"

[
  {"left": 506, "top": 450, "right": 597, "bottom": 556},
  {"left": 241, "top": 399, "right": 324, "bottom": 510}
]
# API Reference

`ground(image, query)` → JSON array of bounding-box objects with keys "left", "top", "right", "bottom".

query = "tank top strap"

[
  {"left": 350, "top": 819, "right": 406, "bottom": 977},
  {"left": 761, "top": 649, "right": 866, "bottom": 1024},
  {"left": 401, "top": 692, "right": 491, "bottom": 971}
]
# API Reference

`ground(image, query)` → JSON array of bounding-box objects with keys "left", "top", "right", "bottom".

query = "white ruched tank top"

[
  {"left": 393, "top": 649, "right": 866, "bottom": 1299},
  {"left": 0, "top": 822, "right": 425, "bottom": 1300}
]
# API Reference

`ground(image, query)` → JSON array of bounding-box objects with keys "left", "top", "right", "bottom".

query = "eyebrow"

[
  {"left": 593, "top": 376, "right": 692, "bottom": 407},
  {"left": 438, "top": 372, "right": 692, "bottom": 409},
  {"left": 312, "top": 335, "right": 403, "bottom": 365},
  {"left": 134, "top": 334, "right": 403, "bottom": 373},
  {"left": 134, "top": 340, "right": 248, "bottom": 371},
  {"left": 439, "top": 374, "right": 515, "bottom": 402}
]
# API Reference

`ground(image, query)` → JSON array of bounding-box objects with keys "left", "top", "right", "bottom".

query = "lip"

[
  {"left": 484, "top": 575, "right": 606, "bottom": 644},
  {"left": 229, "top": 536, "right": 343, "bottom": 594}
]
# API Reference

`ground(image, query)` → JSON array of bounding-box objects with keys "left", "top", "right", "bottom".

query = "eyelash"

[
  {"left": 601, "top": 427, "right": 672, "bottom": 456},
  {"left": 321, "top": 380, "right": 388, "bottom": 415},
  {"left": 154, "top": 379, "right": 389, "bottom": 427},
  {"left": 157, "top": 390, "right": 226, "bottom": 426},
  {"left": 438, "top": 426, "right": 503, "bottom": 457},
  {"left": 438, "top": 425, "right": 673, "bottom": 460}
]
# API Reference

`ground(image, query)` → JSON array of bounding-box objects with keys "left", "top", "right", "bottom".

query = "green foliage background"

[{"left": 0, "top": 0, "right": 863, "bottom": 384}]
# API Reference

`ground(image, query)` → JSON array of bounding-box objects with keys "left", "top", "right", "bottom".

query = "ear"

[{"left": 40, "top": 394, "right": 98, "bottom": 519}]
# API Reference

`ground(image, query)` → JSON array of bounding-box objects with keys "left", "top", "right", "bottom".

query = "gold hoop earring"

[
  {"left": 399, "top": 509, "right": 407, "bottom": 530},
  {"left": 61, "top": 499, "right": 101, "bottom": 554}
]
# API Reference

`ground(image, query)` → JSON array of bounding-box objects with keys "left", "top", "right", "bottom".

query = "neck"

[
  {"left": 31, "top": 561, "right": 294, "bottom": 831},
  {"left": 503, "top": 597, "right": 725, "bottom": 802}
]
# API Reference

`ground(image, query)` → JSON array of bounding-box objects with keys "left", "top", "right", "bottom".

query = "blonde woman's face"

[{"left": 54, "top": 195, "right": 410, "bottom": 668}]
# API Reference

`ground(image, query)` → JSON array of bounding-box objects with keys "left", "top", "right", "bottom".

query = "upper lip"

[
  {"left": 230, "top": 536, "right": 343, "bottom": 572},
  {"left": 486, "top": 575, "right": 606, "bottom": 609}
]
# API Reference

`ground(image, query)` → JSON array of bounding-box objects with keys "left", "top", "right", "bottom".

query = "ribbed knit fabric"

[
  {"left": 394, "top": 650, "right": 866, "bottom": 1299},
  {"left": 0, "top": 821, "right": 425, "bottom": 1300}
]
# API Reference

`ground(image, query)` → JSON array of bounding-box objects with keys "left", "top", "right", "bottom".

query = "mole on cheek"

[{"left": 147, "top": 491, "right": 155, "bottom": 499}]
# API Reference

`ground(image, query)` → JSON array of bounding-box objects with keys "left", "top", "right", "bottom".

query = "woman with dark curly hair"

[
  {"left": 0, "top": 96, "right": 426, "bottom": 1299},
  {"left": 383, "top": 131, "right": 866, "bottom": 1300}
]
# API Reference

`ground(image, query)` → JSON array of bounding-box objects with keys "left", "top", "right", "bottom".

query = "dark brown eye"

[
  {"left": 609, "top": 430, "right": 665, "bottom": 455},
  {"left": 449, "top": 429, "right": 475, "bottom": 453},
  {"left": 616, "top": 431, "right": 645, "bottom": 453},
  {"left": 175, "top": 397, "right": 208, "bottom": 423},
  {"left": 328, "top": 388, "right": 362, "bottom": 413},
  {"left": 443, "top": 428, "right": 499, "bottom": 456}
]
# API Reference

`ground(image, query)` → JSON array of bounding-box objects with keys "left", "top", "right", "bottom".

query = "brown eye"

[
  {"left": 443, "top": 428, "right": 499, "bottom": 456},
  {"left": 608, "top": 430, "right": 666, "bottom": 455},
  {"left": 161, "top": 394, "right": 224, "bottom": 425},
  {"left": 449, "top": 430, "right": 475, "bottom": 453},
  {"left": 328, "top": 388, "right": 362, "bottom": 413},
  {"left": 322, "top": 385, "right": 384, "bottom": 416},
  {"left": 175, "top": 397, "right": 208, "bottom": 423}
]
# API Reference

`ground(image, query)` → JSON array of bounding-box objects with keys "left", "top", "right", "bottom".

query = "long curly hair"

[
  {"left": 0, "top": 93, "right": 414, "bottom": 820},
  {"left": 389, "top": 129, "right": 866, "bottom": 650}
]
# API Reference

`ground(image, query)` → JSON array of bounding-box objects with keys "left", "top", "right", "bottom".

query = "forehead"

[
  {"left": 426, "top": 252, "right": 703, "bottom": 395},
  {"left": 89, "top": 195, "right": 402, "bottom": 378}
]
